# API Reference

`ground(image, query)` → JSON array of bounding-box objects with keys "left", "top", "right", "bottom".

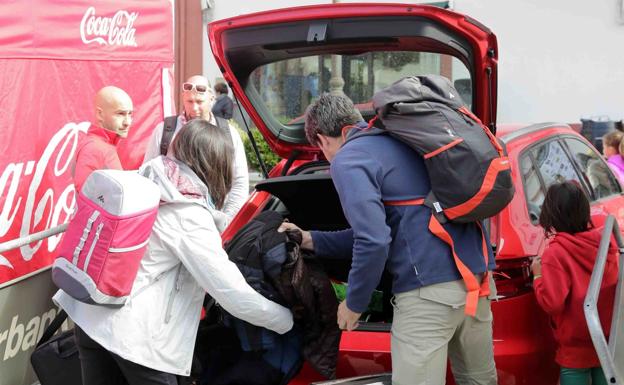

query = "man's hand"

[
  {"left": 337, "top": 301, "right": 361, "bottom": 331},
  {"left": 278, "top": 222, "right": 314, "bottom": 250},
  {"left": 531, "top": 256, "right": 542, "bottom": 277}
]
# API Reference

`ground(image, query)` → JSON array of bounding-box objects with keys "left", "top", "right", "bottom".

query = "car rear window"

[{"left": 249, "top": 52, "right": 471, "bottom": 125}]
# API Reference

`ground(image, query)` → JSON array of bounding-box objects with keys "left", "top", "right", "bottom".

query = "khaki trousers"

[{"left": 391, "top": 279, "right": 497, "bottom": 385}]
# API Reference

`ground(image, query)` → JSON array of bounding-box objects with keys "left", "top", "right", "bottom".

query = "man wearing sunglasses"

[
  {"left": 73, "top": 86, "right": 133, "bottom": 192},
  {"left": 142, "top": 75, "right": 249, "bottom": 223}
]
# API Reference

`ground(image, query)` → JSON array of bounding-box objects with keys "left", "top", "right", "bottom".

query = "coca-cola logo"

[
  {"left": 0, "top": 122, "right": 90, "bottom": 270},
  {"left": 80, "top": 6, "right": 138, "bottom": 47}
]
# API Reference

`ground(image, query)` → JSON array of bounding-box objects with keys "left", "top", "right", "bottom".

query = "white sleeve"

[
  {"left": 164, "top": 204, "right": 293, "bottom": 334},
  {"left": 142, "top": 121, "right": 165, "bottom": 165},
  {"left": 222, "top": 126, "right": 249, "bottom": 221}
]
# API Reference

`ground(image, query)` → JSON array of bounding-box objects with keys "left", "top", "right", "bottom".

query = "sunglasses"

[{"left": 182, "top": 82, "right": 208, "bottom": 94}]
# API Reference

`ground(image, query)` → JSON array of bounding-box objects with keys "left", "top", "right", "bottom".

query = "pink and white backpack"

[{"left": 52, "top": 169, "right": 161, "bottom": 307}]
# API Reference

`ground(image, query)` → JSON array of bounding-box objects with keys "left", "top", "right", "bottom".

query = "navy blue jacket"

[
  {"left": 212, "top": 94, "right": 234, "bottom": 120},
  {"left": 311, "top": 123, "right": 495, "bottom": 313}
]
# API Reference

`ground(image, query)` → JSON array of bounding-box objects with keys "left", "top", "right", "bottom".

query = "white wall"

[
  {"left": 202, "top": 0, "right": 624, "bottom": 124},
  {"left": 455, "top": 0, "right": 624, "bottom": 124}
]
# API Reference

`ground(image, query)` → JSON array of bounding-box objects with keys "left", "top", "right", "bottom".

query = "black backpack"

[
  {"left": 367, "top": 75, "right": 513, "bottom": 317},
  {"left": 372, "top": 75, "right": 514, "bottom": 223}
]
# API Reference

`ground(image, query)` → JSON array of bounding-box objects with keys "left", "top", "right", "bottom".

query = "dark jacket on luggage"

[{"left": 225, "top": 210, "right": 341, "bottom": 379}]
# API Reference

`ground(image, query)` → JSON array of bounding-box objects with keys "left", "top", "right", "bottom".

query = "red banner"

[
  {"left": 0, "top": 0, "right": 173, "bottom": 61},
  {"left": 0, "top": 0, "right": 174, "bottom": 284}
]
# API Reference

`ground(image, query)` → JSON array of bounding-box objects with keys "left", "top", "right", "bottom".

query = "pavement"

[{"left": 249, "top": 171, "right": 264, "bottom": 191}]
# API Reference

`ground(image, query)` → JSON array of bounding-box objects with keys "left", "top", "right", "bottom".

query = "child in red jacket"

[{"left": 531, "top": 181, "right": 618, "bottom": 385}]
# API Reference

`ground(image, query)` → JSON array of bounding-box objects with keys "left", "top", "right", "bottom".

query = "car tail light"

[{"left": 493, "top": 257, "right": 533, "bottom": 298}]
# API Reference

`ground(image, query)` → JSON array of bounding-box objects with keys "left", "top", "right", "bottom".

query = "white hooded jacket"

[{"left": 54, "top": 156, "right": 293, "bottom": 376}]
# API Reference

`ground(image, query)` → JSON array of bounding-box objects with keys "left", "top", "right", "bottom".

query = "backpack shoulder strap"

[
  {"left": 36, "top": 310, "right": 67, "bottom": 347},
  {"left": 215, "top": 116, "right": 228, "bottom": 130},
  {"left": 215, "top": 117, "right": 233, "bottom": 146},
  {"left": 160, "top": 116, "right": 178, "bottom": 156}
]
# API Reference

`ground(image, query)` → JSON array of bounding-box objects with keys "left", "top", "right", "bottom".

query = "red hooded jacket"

[
  {"left": 534, "top": 224, "right": 619, "bottom": 368},
  {"left": 73, "top": 126, "right": 122, "bottom": 192}
]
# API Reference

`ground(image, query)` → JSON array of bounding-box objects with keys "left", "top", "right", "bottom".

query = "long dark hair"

[
  {"left": 538, "top": 181, "right": 591, "bottom": 237},
  {"left": 170, "top": 119, "right": 233, "bottom": 209}
]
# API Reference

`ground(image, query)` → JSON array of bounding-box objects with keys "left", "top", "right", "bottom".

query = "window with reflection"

[
  {"left": 249, "top": 52, "right": 471, "bottom": 126},
  {"left": 520, "top": 139, "right": 582, "bottom": 224},
  {"left": 563, "top": 138, "right": 621, "bottom": 200},
  {"left": 520, "top": 153, "right": 544, "bottom": 224},
  {"left": 531, "top": 140, "right": 581, "bottom": 187}
]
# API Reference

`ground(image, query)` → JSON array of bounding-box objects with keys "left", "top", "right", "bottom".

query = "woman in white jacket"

[{"left": 54, "top": 120, "right": 293, "bottom": 384}]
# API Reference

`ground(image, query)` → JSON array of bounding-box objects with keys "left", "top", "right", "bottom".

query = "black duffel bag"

[{"left": 30, "top": 310, "right": 83, "bottom": 385}]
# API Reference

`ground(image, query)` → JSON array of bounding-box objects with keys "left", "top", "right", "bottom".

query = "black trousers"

[{"left": 74, "top": 326, "right": 179, "bottom": 385}]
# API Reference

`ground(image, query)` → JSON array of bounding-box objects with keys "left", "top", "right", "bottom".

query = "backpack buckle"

[{"left": 425, "top": 191, "right": 448, "bottom": 224}]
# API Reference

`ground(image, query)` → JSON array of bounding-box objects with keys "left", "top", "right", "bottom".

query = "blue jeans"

[{"left": 560, "top": 366, "right": 608, "bottom": 385}]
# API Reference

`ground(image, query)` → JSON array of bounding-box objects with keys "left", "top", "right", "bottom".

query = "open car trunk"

[
  {"left": 209, "top": 3, "right": 499, "bottom": 160},
  {"left": 255, "top": 167, "right": 395, "bottom": 328}
]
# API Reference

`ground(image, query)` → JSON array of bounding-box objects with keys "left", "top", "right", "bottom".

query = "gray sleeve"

[
  {"left": 142, "top": 121, "right": 165, "bottom": 165},
  {"left": 222, "top": 125, "right": 249, "bottom": 221}
]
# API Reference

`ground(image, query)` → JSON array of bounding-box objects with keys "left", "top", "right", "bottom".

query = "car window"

[
  {"left": 563, "top": 138, "right": 622, "bottom": 200},
  {"left": 520, "top": 139, "right": 582, "bottom": 224},
  {"left": 519, "top": 154, "right": 544, "bottom": 224},
  {"left": 249, "top": 52, "right": 471, "bottom": 125},
  {"left": 532, "top": 139, "right": 581, "bottom": 186}
]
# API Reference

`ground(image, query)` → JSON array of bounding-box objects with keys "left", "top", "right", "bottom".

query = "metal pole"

[
  {"left": 0, "top": 223, "right": 68, "bottom": 254},
  {"left": 584, "top": 215, "right": 623, "bottom": 384}
]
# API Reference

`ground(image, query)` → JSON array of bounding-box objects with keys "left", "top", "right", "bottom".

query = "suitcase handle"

[{"left": 50, "top": 335, "right": 79, "bottom": 358}]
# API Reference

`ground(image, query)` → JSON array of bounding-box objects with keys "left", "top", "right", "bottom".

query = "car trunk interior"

[{"left": 255, "top": 167, "right": 394, "bottom": 328}]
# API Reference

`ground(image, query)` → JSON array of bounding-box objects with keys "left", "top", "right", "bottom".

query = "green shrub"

[{"left": 238, "top": 126, "right": 281, "bottom": 172}]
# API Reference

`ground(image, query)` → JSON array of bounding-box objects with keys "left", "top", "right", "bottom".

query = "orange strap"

[
  {"left": 458, "top": 106, "right": 504, "bottom": 157},
  {"left": 341, "top": 124, "right": 359, "bottom": 142},
  {"left": 367, "top": 116, "right": 378, "bottom": 129},
  {"left": 383, "top": 198, "right": 425, "bottom": 206},
  {"left": 384, "top": 198, "right": 490, "bottom": 316},
  {"left": 423, "top": 138, "right": 464, "bottom": 159},
  {"left": 427, "top": 215, "right": 489, "bottom": 316},
  {"left": 342, "top": 118, "right": 378, "bottom": 142},
  {"left": 443, "top": 157, "right": 511, "bottom": 220}
]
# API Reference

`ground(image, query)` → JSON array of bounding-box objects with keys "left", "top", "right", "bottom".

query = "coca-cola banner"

[
  {"left": 0, "top": 0, "right": 174, "bottom": 284},
  {"left": 0, "top": 0, "right": 172, "bottom": 61}
]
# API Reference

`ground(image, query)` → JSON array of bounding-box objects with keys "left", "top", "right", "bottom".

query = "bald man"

[
  {"left": 73, "top": 86, "right": 133, "bottom": 191},
  {"left": 143, "top": 75, "right": 249, "bottom": 223}
]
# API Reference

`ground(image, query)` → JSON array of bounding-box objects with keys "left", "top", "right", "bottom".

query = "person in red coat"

[
  {"left": 531, "top": 181, "right": 618, "bottom": 385},
  {"left": 73, "top": 86, "right": 133, "bottom": 192}
]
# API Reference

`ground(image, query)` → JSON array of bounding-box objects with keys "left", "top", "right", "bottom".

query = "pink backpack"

[{"left": 52, "top": 169, "right": 161, "bottom": 307}]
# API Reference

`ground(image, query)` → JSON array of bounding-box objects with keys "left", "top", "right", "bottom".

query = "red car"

[{"left": 208, "top": 4, "right": 624, "bottom": 384}]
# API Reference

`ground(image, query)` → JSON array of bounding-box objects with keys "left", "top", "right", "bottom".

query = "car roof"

[{"left": 497, "top": 122, "right": 575, "bottom": 143}]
